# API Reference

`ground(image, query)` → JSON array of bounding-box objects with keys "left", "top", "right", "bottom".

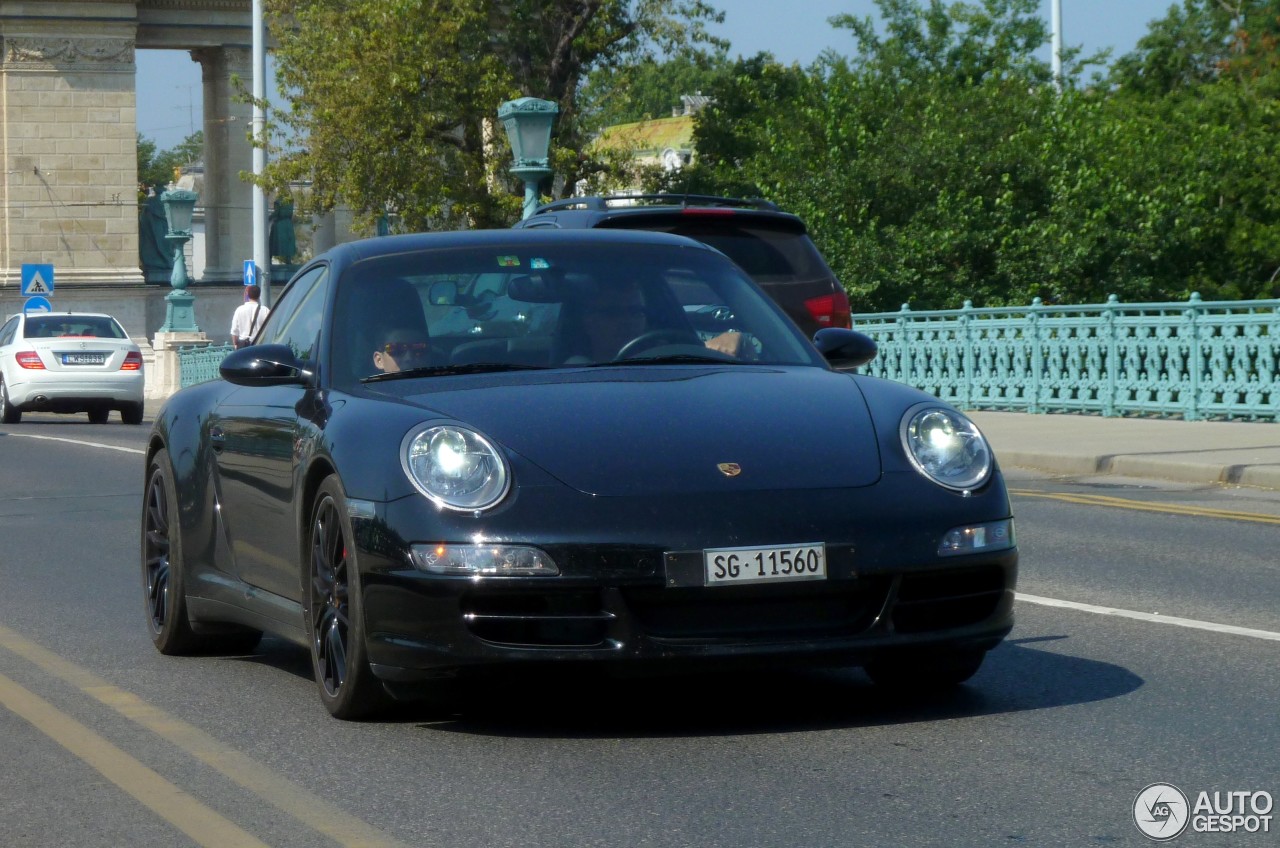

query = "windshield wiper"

[{"left": 362, "top": 362, "right": 548, "bottom": 382}]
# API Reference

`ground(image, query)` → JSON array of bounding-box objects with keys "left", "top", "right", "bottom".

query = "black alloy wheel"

[
  {"left": 142, "top": 449, "right": 261, "bottom": 655},
  {"left": 0, "top": 379, "right": 19, "bottom": 424},
  {"left": 142, "top": 450, "right": 204, "bottom": 654},
  {"left": 306, "top": 476, "right": 389, "bottom": 720}
]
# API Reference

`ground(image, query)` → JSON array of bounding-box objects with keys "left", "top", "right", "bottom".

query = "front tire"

[
  {"left": 142, "top": 449, "right": 261, "bottom": 654},
  {"left": 305, "top": 475, "right": 390, "bottom": 720},
  {"left": 0, "top": 379, "right": 20, "bottom": 424},
  {"left": 142, "top": 450, "right": 206, "bottom": 654}
]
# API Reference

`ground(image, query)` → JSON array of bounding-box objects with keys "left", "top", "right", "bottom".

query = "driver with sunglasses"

[{"left": 373, "top": 327, "right": 433, "bottom": 373}]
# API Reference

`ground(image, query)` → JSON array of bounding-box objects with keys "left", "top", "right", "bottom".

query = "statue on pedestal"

[
  {"left": 269, "top": 199, "right": 298, "bottom": 265},
  {"left": 139, "top": 184, "right": 172, "bottom": 283}
]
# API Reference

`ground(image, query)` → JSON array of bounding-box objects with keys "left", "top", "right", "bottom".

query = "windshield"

[{"left": 331, "top": 241, "right": 824, "bottom": 386}]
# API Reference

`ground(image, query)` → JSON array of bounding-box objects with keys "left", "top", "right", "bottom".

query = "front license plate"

[
  {"left": 61, "top": 353, "right": 106, "bottom": 365},
  {"left": 704, "top": 543, "right": 826, "bottom": 586}
]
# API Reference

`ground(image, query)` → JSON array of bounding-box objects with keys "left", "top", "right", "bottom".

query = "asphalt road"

[{"left": 1, "top": 414, "right": 1277, "bottom": 847}]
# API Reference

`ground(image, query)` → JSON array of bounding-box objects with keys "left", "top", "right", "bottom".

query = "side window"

[
  {"left": 0, "top": 317, "right": 17, "bottom": 346},
  {"left": 261, "top": 266, "right": 328, "bottom": 362}
]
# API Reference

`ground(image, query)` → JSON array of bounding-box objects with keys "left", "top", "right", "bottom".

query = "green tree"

[
  {"left": 676, "top": 0, "right": 1063, "bottom": 310},
  {"left": 1108, "top": 0, "right": 1280, "bottom": 96},
  {"left": 662, "top": 0, "right": 1280, "bottom": 309},
  {"left": 258, "top": 0, "right": 723, "bottom": 232},
  {"left": 137, "top": 131, "right": 204, "bottom": 191},
  {"left": 580, "top": 47, "right": 732, "bottom": 126}
]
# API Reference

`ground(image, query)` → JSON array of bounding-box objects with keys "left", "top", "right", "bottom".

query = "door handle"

[{"left": 209, "top": 426, "right": 226, "bottom": 452}]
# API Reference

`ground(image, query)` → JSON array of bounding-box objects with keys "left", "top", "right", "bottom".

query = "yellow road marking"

[
  {"left": 0, "top": 624, "right": 418, "bottom": 848},
  {"left": 0, "top": 670, "right": 271, "bottom": 848},
  {"left": 1009, "top": 489, "right": 1280, "bottom": 525}
]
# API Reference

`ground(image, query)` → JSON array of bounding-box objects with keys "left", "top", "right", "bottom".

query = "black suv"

[{"left": 513, "top": 194, "right": 851, "bottom": 337}]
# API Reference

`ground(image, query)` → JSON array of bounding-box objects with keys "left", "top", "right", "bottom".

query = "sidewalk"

[{"left": 969, "top": 411, "right": 1280, "bottom": 490}]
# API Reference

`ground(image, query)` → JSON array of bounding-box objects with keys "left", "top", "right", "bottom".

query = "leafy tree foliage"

[
  {"left": 580, "top": 48, "right": 733, "bottom": 127},
  {"left": 137, "top": 131, "right": 204, "bottom": 193},
  {"left": 659, "top": 0, "right": 1280, "bottom": 310},
  {"left": 257, "top": 0, "right": 722, "bottom": 232}
]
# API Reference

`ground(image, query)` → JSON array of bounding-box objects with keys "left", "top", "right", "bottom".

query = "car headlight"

[
  {"left": 401, "top": 424, "right": 509, "bottom": 511},
  {"left": 900, "top": 404, "right": 993, "bottom": 492}
]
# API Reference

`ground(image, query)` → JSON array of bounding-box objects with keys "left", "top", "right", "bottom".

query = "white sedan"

[{"left": 0, "top": 312, "right": 145, "bottom": 424}]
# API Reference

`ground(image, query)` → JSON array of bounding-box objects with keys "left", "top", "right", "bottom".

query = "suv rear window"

[{"left": 599, "top": 219, "right": 831, "bottom": 283}]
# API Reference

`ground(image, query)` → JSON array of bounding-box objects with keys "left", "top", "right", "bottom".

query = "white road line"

[
  {"left": 1017, "top": 592, "right": 1280, "bottom": 642},
  {"left": 0, "top": 432, "right": 144, "bottom": 455}
]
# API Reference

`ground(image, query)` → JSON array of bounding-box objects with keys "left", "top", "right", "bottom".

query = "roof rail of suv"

[{"left": 532, "top": 194, "right": 782, "bottom": 214}]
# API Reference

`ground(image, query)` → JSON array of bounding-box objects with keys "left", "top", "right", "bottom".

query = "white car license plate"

[
  {"left": 61, "top": 353, "right": 106, "bottom": 365},
  {"left": 704, "top": 543, "right": 826, "bottom": 586}
]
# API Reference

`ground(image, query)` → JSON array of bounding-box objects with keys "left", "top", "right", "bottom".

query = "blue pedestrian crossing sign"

[
  {"left": 21, "top": 263, "right": 54, "bottom": 296},
  {"left": 243, "top": 260, "right": 259, "bottom": 287},
  {"left": 23, "top": 296, "right": 52, "bottom": 314}
]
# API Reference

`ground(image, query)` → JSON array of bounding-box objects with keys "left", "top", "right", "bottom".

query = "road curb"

[{"left": 997, "top": 450, "right": 1280, "bottom": 490}]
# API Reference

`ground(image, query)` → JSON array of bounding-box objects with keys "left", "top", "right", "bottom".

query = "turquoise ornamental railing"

[
  {"left": 852, "top": 294, "right": 1280, "bottom": 421},
  {"left": 178, "top": 343, "right": 234, "bottom": 388}
]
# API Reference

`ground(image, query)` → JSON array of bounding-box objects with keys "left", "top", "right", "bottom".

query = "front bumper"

[{"left": 352, "top": 472, "right": 1018, "bottom": 687}]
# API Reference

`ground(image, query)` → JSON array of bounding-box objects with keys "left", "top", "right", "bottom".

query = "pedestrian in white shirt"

[{"left": 230, "top": 285, "right": 270, "bottom": 348}]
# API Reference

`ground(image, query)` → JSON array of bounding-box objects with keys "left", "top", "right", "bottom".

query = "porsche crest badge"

[{"left": 717, "top": 462, "right": 742, "bottom": 477}]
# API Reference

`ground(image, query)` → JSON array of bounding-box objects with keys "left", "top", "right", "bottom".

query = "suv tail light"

[
  {"left": 120, "top": 351, "right": 143, "bottom": 371},
  {"left": 805, "top": 290, "right": 852, "bottom": 329},
  {"left": 16, "top": 351, "right": 45, "bottom": 370},
  {"left": 680, "top": 208, "right": 737, "bottom": 217}
]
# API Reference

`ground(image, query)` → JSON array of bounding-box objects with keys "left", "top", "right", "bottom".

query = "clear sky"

[{"left": 136, "top": 0, "right": 1179, "bottom": 151}]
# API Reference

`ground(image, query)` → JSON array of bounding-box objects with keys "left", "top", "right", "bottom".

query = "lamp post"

[
  {"left": 159, "top": 187, "right": 200, "bottom": 332},
  {"left": 498, "top": 97, "right": 559, "bottom": 220}
]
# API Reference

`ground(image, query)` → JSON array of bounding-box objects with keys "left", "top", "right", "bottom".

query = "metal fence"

[
  {"left": 178, "top": 343, "right": 234, "bottom": 388},
  {"left": 852, "top": 294, "right": 1280, "bottom": 421}
]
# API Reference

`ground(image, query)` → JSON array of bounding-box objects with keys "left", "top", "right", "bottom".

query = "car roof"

[
  {"left": 319, "top": 226, "right": 718, "bottom": 266},
  {"left": 515, "top": 194, "right": 809, "bottom": 231}
]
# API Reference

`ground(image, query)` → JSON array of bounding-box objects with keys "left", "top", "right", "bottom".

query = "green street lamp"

[
  {"left": 159, "top": 187, "right": 200, "bottom": 332},
  {"left": 498, "top": 96, "right": 559, "bottom": 220}
]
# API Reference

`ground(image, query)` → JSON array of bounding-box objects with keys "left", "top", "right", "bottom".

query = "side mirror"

[
  {"left": 219, "top": 343, "right": 310, "bottom": 386},
  {"left": 813, "top": 328, "right": 877, "bottom": 368}
]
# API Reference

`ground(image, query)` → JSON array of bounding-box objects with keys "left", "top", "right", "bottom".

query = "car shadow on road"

[{"left": 386, "top": 635, "right": 1141, "bottom": 738}]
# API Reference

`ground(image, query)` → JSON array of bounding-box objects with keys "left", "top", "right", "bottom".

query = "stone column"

[
  {"left": 1, "top": 28, "right": 143, "bottom": 286},
  {"left": 191, "top": 45, "right": 253, "bottom": 283}
]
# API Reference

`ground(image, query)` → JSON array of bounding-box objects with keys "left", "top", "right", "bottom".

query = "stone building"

[{"left": 1, "top": 2, "right": 260, "bottom": 293}]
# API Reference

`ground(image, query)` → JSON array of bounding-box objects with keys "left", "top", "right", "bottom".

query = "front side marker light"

[
  {"left": 409, "top": 543, "right": 559, "bottom": 576},
  {"left": 938, "top": 519, "right": 1015, "bottom": 557}
]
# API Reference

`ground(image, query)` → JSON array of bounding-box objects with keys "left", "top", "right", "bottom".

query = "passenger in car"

[{"left": 373, "top": 327, "right": 433, "bottom": 373}]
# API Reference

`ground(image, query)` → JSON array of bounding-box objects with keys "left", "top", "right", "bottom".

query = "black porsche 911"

[{"left": 141, "top": 228, "right": 1016, "bottom": 720}]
